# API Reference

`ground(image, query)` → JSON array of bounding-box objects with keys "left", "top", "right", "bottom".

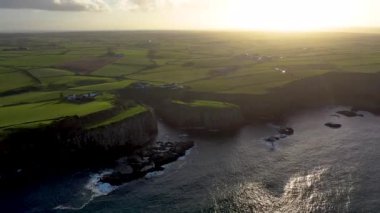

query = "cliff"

[
  {"left": 120, "top": 72, "right": 380, "bottom": 124},
  {"left": 0, "top": 107, "right": 158, "bottom": 188},
  {"left": 157, "top": 100, "right": 244, "bottom": 131},
  {"left": 78, "top": 110, "right": 157, "bottom": 149}
]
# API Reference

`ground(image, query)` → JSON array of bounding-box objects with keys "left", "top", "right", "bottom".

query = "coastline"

[{"left": 1, "top": 71, "right": 380, "bottom": 190}]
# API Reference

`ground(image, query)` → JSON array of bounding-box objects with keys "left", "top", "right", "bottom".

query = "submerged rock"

[
  {"left": 265, "top": 136, "right": 279, "bottom": 143},
  {"left": 336, "top": 110, "right": 363, "bottom": 117},
  {"left": 325, "top": 122, "right": 342, "bottom": 129},
  {"left": 264, "top": 127, "right": 293, "bottom": 145},
  {"left": 278, "top": 127, "right": 294, "bottom": 135}
]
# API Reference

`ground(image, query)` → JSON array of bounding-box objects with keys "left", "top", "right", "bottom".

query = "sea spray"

[{"left": 54, "top": 170, "right": 118, "bottom": 211}]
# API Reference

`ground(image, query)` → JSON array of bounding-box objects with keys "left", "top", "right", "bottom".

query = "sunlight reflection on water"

[{"left": 212, "top": 166, "right": 353, "bottom": 212}]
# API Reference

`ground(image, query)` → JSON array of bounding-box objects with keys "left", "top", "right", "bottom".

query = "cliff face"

[
  {"left": 157, "top": 101, "right": 244, "bottom": 131},
  {"left": 78, "top": 110, "right": 157, "bottom": 149},
  {"left": 0, "top": 109, "right": 158, "bottom": 188}
]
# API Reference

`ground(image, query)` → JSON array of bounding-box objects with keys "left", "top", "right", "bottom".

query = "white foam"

[
  {"left": 145, "top": 170, "right": 165, "bottom": 179},
  {"left": 54, "top": 170, "right": 118, "bottom": 211},
  {"left": 178, "top": 148, "right": 192, "bottom": 161},
  {"left": 84, "top": 171, "right": 118, "bottom": 196}
]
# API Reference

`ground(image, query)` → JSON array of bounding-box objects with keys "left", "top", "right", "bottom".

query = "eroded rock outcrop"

[{"left": 100, "top": 140, "right": 194, "bottom": 186}]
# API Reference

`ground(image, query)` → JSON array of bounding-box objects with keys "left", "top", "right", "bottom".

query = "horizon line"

[{"left": 0, "top": 26, "right": 380, "bottom": 34}]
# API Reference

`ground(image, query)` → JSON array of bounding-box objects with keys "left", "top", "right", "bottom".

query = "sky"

[{"left": 0, "top": 0, "right": 378, "bottom": 32}]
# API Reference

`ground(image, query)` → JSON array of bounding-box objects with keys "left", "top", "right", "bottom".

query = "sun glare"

[{"left": 225, "top": 0, "right": 358, "bottom": 31}]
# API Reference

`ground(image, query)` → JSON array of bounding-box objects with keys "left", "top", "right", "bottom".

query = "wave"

[
  {"left": 178, "top": 148, "right": 192, "bottom": 161},
  {"left": 54, "top": 170, "right": 118, "bottom": 211}
]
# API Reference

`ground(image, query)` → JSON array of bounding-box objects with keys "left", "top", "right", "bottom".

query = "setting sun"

[{"left": 225, "top": 0, "right": 359, "bottom": 31}]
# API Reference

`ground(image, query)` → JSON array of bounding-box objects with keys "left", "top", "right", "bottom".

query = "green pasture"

[
  {"left": 0, "top": 91, "right": 60, "bottom": 106},
  {"left": 92, "top": 64, "right": 144, "bottom": 77},
  {"left": 70, "top": 80, "right": 135, "bottom": 91},
  {"left": 0, "top": 53, "right": 81, "bottom": 67},
  {"left": 88, "top": 105, "right": 147, "bottom": 129},
  {"left": 0, "top": 100, "right": 113, "bottom": 128},
  {"left": 130, "top": 65, "right": 210, "bottom": 83},
  {"left": 40, "top": 75, "right": 114, "bottom": 87},
  {"left": 0, "top": 72, "right": 36, "bottom": 93},
  {"left": 29, "top": 68, "right": 74, "bottom": 79},
  {"left": 172, "top": 100, "right": 238, "bottom": 109},
  {"left": 0, "top": 90, "right": 115, "bottom": 107}
]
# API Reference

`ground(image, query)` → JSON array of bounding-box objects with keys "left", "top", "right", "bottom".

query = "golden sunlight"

[{"left": 225, "top": 0, "right": 359, "bottom": 31}]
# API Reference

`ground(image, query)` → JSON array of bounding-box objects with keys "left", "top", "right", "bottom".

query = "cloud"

[
  {"left": 116, "top": 0, "right": 163, "bottom": 11},
  {"left": 0, "top": 0, "right": 110, "bottom": 11},
  {"left": 116, "top": 0, "right": 189, "bottom": 11},
  {"left": 0, "top": 0, "right": 213, "bottom": 12}
]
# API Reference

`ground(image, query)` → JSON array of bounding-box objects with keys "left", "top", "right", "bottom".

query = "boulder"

[{"left": 325, "top": 122, "right": 342, "bottom": 129}]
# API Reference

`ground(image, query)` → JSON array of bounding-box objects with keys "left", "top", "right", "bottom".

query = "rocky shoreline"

[{"left": 100, "top": 140, "right": 194, "bottom": 186}]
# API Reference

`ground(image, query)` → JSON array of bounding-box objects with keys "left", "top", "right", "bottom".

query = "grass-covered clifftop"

[
  {"left": 0, "top": 101, "right": 113, "bottom": 129},
  {"left": 157, "top": 99, "right": 244, "bottom": 131},
  {"left": 87, "top": 105, "right": 148, "bottom": 129},
  {"left": 172, "top": 100, "right": 239, "bottom": 109}
]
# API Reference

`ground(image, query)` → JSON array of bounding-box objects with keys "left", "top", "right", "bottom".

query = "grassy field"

[
  {"left": 88, "top": 105, "right": 147, "bottom": 129},
  {"left": 0, "top": 31, "right": 379, "bottom": 129},
  {"left": 38, "top": 75, "right": 114, "bottom": 87},
  {"left": 0, "top": 100, "right": 113, "bottom": 128},
  {"left": 0, "top": 91, "right": 60, "bottom": 106},
  {"left": 0, "top": 71, "right": 37, "bottom": 93},
  {"left": 29, "top": 68, "right": 74, "bottom": 78},
  {"left": 70, "top": 80, "right": 135, "bottom": 91},
  {"left": 173, "top": 100, "right": 239, "bottom": 109}
]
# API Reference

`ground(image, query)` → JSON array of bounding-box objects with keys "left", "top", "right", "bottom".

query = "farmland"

[
  {"left": 172, "top": 100, "right": 239, "bottom": 109},
  {"left": 88, "top": 105, "right": 148, "bottom": 129},
  {"left": 0, "top": 100, "right": 113, "bottom": 129},
  {"left": 0, "top": 31, "right": 380, "bottom": 129}
]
